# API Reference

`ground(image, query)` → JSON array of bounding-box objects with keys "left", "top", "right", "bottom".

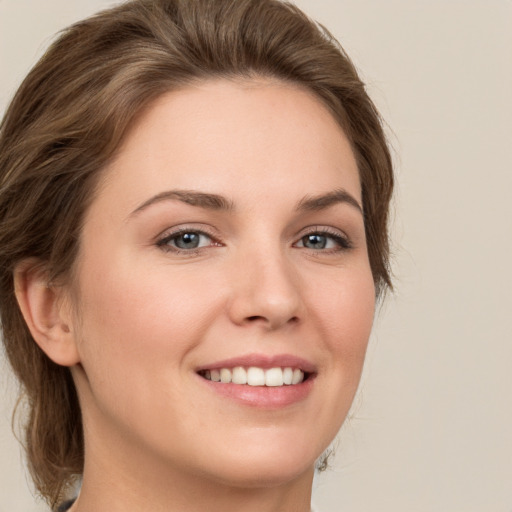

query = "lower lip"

[{"left": 198, "top": 375, "right": 315, "bottom": 408}]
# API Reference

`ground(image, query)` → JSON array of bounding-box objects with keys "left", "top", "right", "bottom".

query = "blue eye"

[
  {"left": 296, "top": 231, "right": 351, "bottom": 251},
  {"left": 158, "top": 230, "right": 213, "bottom": 251},
  {"left": 301, "top": 234, "right": 329, "bottom": 249}
]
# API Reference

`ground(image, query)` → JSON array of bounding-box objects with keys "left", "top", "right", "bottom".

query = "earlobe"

[{"left": 14, "top": 259, "right": 80, "bottom": 367}]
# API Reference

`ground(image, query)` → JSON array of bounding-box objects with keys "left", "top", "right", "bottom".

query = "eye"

[
  {"left": 157, "top": 229, "right": 215, "bottom": 252},
  {"left": 295, "top": 230, "right": 351, "bottom": 251}
]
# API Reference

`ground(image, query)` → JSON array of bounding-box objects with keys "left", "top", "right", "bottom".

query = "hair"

[{"left": 0, "top": 0, "right": 393, "bottom": 507}]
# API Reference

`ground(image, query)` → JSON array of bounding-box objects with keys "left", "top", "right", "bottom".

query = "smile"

[{"left": 198, "top": 366, "right": 306, "bottom": 387}]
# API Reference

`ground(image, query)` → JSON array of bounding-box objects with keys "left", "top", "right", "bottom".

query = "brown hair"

[{"left": 0, "top": 0, "right": 393, "bottom": 507}]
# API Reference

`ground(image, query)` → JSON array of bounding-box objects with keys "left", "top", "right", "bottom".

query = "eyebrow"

[
  {"left": 129, "top": 187, "right": 362, "bottom": 218},
  {"left": 129, "top": 189, "right": 234, "bottom": 217},
  {"left": 296, "top": 189, "right": 363, "bottom": 214}
]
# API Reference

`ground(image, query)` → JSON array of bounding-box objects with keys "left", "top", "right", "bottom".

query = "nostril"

[{"left": 246, "top": 315, "right": 299, "bottom": 325}]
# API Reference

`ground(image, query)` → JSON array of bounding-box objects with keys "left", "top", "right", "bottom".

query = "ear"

[{"left": 14, "top": 259, "right": 80, "bottom": 367}]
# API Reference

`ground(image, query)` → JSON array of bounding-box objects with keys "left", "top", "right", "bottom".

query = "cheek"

[
  {"left": 293, "top": 267, "right": 375, "bottom": 452},
  {"left": 313, "top": 268, "right": 375, "bottom": 352},
  {"left": 72, "top": 255, "right": 220, "bottom": 384},
  {"left": 309, "top": 265, "right": 375, "bottom": 420},
  {"left": 70, "top": 260, "right": 221, "bottom": 437}
]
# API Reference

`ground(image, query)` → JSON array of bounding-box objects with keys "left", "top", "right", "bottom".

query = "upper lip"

[{"left": 196, "top": 353, "right": 316, "bottom": 374}]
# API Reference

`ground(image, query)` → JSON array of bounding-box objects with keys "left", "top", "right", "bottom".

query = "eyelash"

[
  {"left": 296, "top": 227, "right": 353, "bottom": 253},
  {"left": 156, "top": 227, "right": 219, "bottom": 255},
  {"left": 156, "top": 226, "right": 352, "bottom": 255}
]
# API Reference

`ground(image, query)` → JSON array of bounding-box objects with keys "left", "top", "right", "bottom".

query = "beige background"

[{"left": 1, "top": 1, "right": 511, "bottom": 511}]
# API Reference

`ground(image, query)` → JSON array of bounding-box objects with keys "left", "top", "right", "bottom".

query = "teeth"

[
  {"left": 283, "top": 367, "right": 293, "bottom": 385},
  {"left": 247, "top": 367, "right": 265, "bottom": 386},
  {"left": 232, "top": 366, "right": 247, "bottom": 384},
  {"left": 265, "top": 367, "right": 283, "bottom": 387},
  {"left": 292, "top": 368, "right": 303, "bottom": 385},
  {"left": 220, "top": 368, "right": 231, "bottom": 383},
  {"left": 201, "top": 366, "right": 305, "bottom": 386}
]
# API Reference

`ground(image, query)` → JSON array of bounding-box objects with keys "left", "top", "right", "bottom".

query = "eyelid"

[
  {"left": 156, "top": 225, "right": 222, "bottom": 253},
  {"left": 294, "top": 226, "right": 353, "bottom": 250},
  {"left": 154, "top": 223, "right": 353, "bottom": 255}
]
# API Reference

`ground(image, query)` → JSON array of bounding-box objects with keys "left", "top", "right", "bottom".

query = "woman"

[{"left": 0, "top": 0, "right": 393, "bottom": 510}]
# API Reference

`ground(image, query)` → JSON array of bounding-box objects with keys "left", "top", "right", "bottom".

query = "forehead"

[{"left": 96, "top": 78, "right": 361, "bottom": 213}]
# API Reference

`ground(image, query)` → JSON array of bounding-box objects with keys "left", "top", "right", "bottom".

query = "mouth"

[
  {"left": 195, "top": 354, "right": 316, "bottom": 407},
  {"left": 197, "top": 366, "right": 310, "bottom": 387}
]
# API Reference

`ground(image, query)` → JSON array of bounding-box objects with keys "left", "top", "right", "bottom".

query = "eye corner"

[
  {"left": 156, "top": 226, "right": 222, "bottom": 255},
  {"left": 293, "top": 227, "right": 353, "bottom": 253}
]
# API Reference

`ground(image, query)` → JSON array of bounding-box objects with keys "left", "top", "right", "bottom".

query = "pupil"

[
  {"left": 176, "top": 232, "right": 199, "bottom": 249},
  {"left": 304, "top": 234, "right": 326, "bottom": 249}
]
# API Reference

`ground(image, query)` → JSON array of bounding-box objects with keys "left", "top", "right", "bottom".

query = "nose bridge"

[{"left": 227, "top": 238, "right": 302, "bottom": 329}]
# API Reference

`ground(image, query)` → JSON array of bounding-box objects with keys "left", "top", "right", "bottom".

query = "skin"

[{"left": 17, "top": 79, "right": 375, "bottom": 512}]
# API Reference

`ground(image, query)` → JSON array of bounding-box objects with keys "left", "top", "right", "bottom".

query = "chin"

[
  {"left": 208, "top": 459, "right": 315, "bottom": 490},
  {"left": 194, "top": 436, "right": 323, "bottom": 489}
]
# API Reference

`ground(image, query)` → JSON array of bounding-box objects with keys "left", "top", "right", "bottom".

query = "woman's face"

[{"left": 69, "top": 79, "right": 375, "bottom": 487}]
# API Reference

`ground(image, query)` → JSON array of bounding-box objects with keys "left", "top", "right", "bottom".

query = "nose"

[{"left": 226, "top": 247, "right": 302, "bottom": 330}]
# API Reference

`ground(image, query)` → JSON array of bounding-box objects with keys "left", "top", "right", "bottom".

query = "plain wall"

[{"left": 1, "top": 1, "right": 511, "bottom": 511}]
